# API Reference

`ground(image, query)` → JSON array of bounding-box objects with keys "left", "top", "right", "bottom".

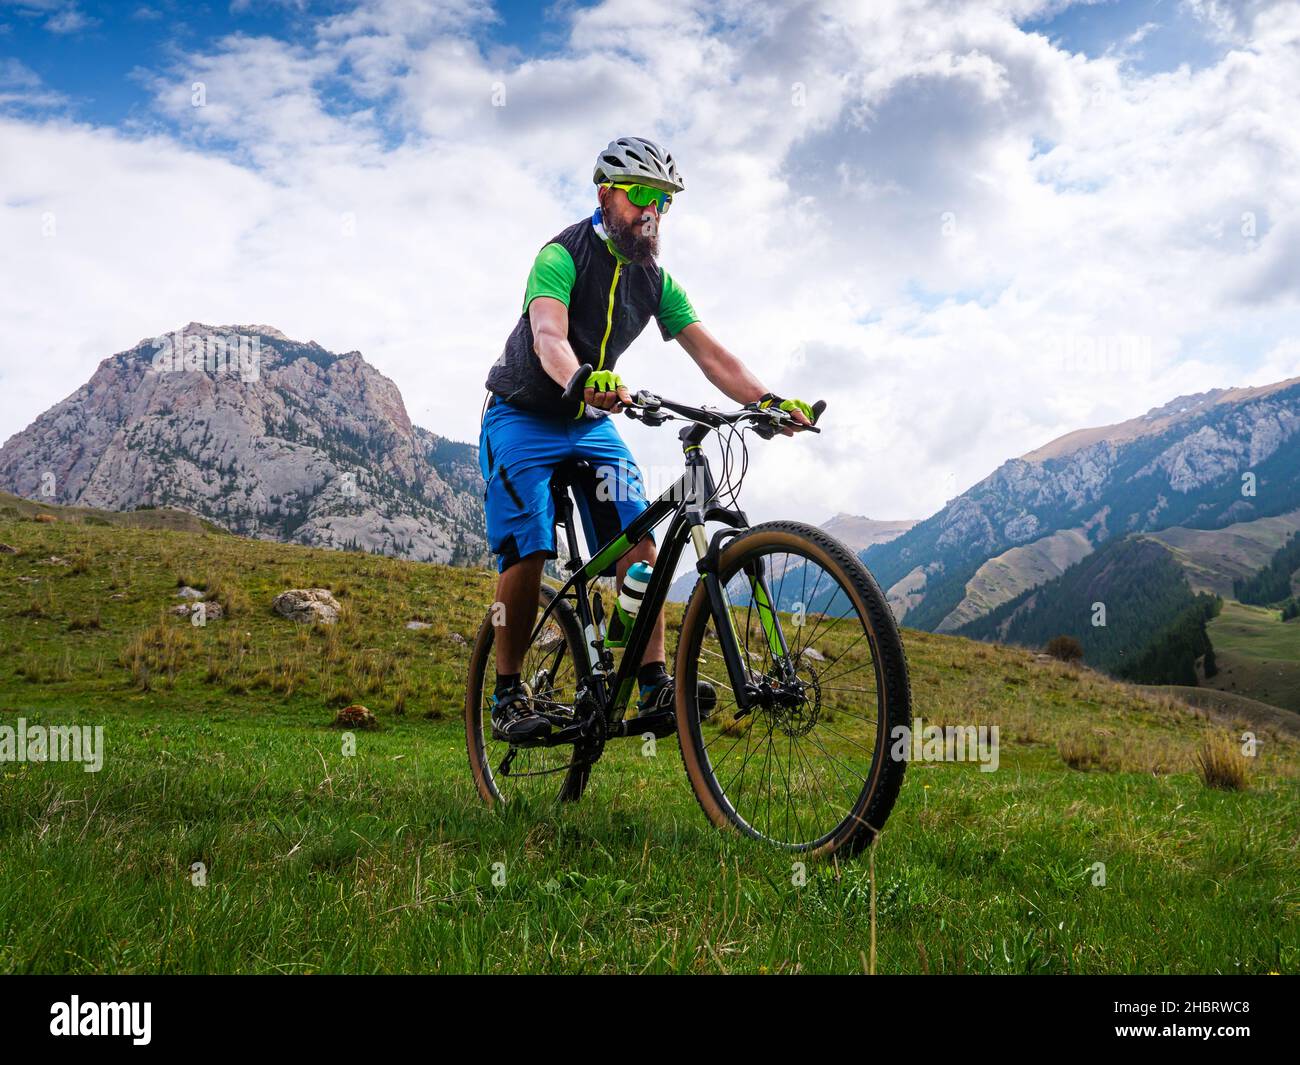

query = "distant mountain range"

[
  {"left": 819, "top": 513, "right": 919, "bottom": 552},
  {"left": 0, "top": 324, "right": 486, "bottom": 564},
  {"left": 840, "top": 377, "right": 1300, "bottom": 702},
  {"left": 864, "top": 378, "right": 1300, "bottom": 632},
  {"left": 665, "top": 512, "right": 918, "bottom": 603}
]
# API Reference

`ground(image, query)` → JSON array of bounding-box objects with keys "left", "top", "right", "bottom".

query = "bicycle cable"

[{"left": 706, "top": 417, "right": 750, "bottom": 512}]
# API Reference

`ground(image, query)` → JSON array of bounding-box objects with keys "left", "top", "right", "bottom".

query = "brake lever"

[
  {"left": 626, "top": 407, "right": 673, "bottom": 427},
  {"left": 750, "top": 408, "right": 821, "bottom": 437}
]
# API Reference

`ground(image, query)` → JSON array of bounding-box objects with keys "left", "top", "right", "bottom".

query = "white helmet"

[{"left": 593, "top": 136, "right": 685, "bottom": 193}]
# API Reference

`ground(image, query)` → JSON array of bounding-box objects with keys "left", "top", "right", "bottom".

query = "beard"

[{"left": 603, "top": 209, "right": 660, "bottom": 266}]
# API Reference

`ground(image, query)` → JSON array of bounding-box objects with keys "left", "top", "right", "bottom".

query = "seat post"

[{"left": 551, "top": 469, "right": 584, "bottom": 568}]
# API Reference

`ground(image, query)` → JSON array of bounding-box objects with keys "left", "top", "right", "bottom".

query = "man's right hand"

[{"left": 584, "top": 369, "right": 632, "bottom": 412}]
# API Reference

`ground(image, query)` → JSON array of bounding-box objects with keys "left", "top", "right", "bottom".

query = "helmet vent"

[{"left": 592, "top": 136, "right": 685, "bottom": 193}]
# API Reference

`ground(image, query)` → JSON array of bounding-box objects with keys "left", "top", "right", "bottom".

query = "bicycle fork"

[{"left": 693, "top": 524, "right": 797, "bottom": 717}]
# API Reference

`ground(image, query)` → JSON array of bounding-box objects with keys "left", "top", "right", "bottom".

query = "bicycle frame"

[{"left": 526, "top": 421, "right": 790, "bottom": 740}]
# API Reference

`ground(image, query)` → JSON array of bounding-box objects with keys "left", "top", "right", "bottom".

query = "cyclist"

[{"left": 481, "top": 135, "right": 815, "bottom": 741}]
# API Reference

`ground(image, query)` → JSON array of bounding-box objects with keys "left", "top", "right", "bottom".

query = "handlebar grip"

[
  {"left": 811, "top": 400, "right": 827, "bottom": 425},
  {"left": 563, "top": 364, "right": 594, "bottom": 403}
]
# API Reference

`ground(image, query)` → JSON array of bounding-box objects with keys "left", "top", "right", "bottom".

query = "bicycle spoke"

[
  {"left": 689, "top": 541, "right": 889, "bottom": 849},
  {"left": 475, "top": 591, "right": 588, "bottom": 806}
]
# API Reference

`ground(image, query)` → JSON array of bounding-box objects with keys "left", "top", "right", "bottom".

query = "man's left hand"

[{"left": 758, "top": 393, "right": 815, "bottom": 436}]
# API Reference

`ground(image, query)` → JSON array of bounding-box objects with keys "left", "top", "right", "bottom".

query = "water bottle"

[{"left": 605, "top": 561, "right": 652, "bottom": 648}]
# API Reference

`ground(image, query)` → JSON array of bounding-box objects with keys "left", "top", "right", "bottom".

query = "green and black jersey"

[{"left": 485, "top": 210, "right": 699, "bottom": 418}]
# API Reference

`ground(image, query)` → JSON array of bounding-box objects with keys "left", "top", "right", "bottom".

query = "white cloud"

[
  {"left": 44, "top": 6, "right": 95, "bottom": 34},
  {"left": 0, "top": 56, "right": 66, "bottom": 107},
  {"left": 2, "top": 0, "right": 1299, "bottom": 529},
  {"left": 1, "top": 0, "right": 97, "bottom": 34}
]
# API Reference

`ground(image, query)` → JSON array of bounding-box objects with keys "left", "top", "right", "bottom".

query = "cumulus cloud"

[{"left": 1, "top": 0, "right": 1299, "bottom": 529}]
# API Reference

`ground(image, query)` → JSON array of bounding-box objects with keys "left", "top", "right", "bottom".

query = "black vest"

[{"left": 485, "top": 217, "right": 669, "bottom": 418}]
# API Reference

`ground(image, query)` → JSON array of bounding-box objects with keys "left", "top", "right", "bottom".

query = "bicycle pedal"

[{"left": 628, "top": 709, "right": 676, "bottom": 739}]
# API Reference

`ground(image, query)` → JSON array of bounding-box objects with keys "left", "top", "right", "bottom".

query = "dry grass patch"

[
  {"left": 120, "top": 615, "right": 196, "bottom": 690},
  {"left": 1196, "top": 731, "right": 1251, "bottom": 791},
  {"left": 1057, "top": 732, "right": 1118, "bottom": 772}
]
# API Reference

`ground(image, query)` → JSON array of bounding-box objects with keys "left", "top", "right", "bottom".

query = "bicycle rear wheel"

[
  {"left": 675, "top": 521, "right": 911, "bottom": 857},
  {"left": 466, "top": 584, "right": 593, "bottom": 806}
]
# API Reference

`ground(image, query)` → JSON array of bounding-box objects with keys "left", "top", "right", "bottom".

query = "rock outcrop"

[
  {"left": 0, "top": 323, "right": 486, "bottom": 565},
  {"left": 273, "top": 588, "right": 342, "bottom": 624}
]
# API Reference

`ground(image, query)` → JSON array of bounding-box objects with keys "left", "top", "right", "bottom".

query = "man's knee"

[
  {"left": 498, "top": 551, "right": 548, "bottom": 580},
  {"left": 627, "top": 538, "right": 656, "bottom": 564},
  {"left": 617, "top": 538, "right": 657, "bottom": 587}
]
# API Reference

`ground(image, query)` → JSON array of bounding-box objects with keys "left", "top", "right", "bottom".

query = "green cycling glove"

[
  {"left": 586, "top": 369, "right": 626, "bottom": 394},
  {"left": 758, "top": 393, "right": 815, "bottom": 423}
]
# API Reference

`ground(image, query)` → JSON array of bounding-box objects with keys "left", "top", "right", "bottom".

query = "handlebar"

[
  {"left": 561, "top": 363, "right": 824, "bottom": 436},
  {"left": 561, "top": 363, "right": 594, "bottom": 402}
]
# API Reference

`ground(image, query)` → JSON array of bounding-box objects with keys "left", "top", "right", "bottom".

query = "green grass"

[
  {"left": 1205, "top": 599, "right": 1300, "bottom": 713},
  {"left": 1, "top": 512, "right": 1297, "bottom": 973}
]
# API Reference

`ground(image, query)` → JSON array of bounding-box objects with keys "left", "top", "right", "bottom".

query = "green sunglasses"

[{"left": 605, "top": 182, "right": 673, "bottom": 213}]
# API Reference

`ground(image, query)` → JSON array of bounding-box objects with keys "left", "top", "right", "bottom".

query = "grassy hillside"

[
  {"left": 936, "top": 526, "right": 1094, "bottom": 633},
  {"left": 1149, "top": 510, "right": 1300, "bottom": 597},
  {"left": 1139, "top": 685, "right": 1300, "bottom": 737},
  {"left": 1, "top": 511, "right": 1297, "bottom": 973},
  {"left": 1203, "top": 600, "right": 1300, "bottom": 714},
  {"left": 957, "top": 536, "right": 1214, "bottom": 683},
  {"left": 0, "top": 489, "right": 224, "bottom": 534}
]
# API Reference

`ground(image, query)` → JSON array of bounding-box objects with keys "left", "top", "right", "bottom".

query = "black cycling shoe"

[
  {"left": 636, "top": 676, "right": 717, "bottom": 722},
  {"left": 490, "top": 683, "right": 552, "bottom": 744}
]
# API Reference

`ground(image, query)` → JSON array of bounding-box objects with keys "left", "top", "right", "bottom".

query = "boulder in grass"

[
  {"left": 176, "top": 586, "right": 204, "bottom": 600},
  {"left": 405, "top": 620, "right": 431, "bottom": 630},
  {"left": 536, "top": 625, "right": 565, "bottom": 652},
  {"left": 801, "top": 647, "right": 827, "bottom": 662},
  {"left": 273, "top": 588, "right": 341, "bottom": 624},
  {"left": 332, "top": 704, "right": 377, "bottom": 729},
  {"left": 0, "top": 543, "right": 17, "bottom": 554},
  {"left": 172, "top": 601, "right": 225, "bottom": 621}
]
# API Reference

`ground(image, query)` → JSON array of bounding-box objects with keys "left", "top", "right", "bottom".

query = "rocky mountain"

[
  {"left": 0, "top": 324, "right": 486, "bottom": 564},
  {"left": 866, "top": 377, "right": 1300, "bottom": 632},
  {"left": 819, "top": 513, "right": 918, "bottom": 552}
]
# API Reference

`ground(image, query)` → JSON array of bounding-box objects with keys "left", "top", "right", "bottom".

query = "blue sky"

[
  {"left": 2, "top": 0, "right": 1298, "bottom": 524},
  {"left": 1026, "top": 0, "right": 1229, "bottom": 72},
  {"left": 4, "top": 0, "right": 1234, "bottom": 128},
  {"left": 3, "top": 1, "right": 599, "bottom": 125}
]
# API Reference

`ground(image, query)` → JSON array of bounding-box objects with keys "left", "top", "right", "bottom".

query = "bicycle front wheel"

[{"left": 675, "top": 521, "right": 911, "bottom": 857}]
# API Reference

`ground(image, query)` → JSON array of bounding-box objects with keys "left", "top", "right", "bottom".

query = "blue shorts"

[{"left": 479, "top": 399, "right": 651, "bottom": 574}]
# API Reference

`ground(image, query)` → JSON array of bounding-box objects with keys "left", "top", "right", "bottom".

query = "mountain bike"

[{"left": 465, "top": 366, "right": 911, "bottom": 857}]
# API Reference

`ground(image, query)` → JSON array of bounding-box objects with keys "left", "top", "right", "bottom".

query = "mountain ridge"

[
  {"left": 867, "top": 376, "right": 1300, "bottom": 633},
  {"left": 0, "top": 324, "right": 487, "bottom": 565},
  {"left": 1021, "top": 377, "right": 1300, "bottom": 463}
]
